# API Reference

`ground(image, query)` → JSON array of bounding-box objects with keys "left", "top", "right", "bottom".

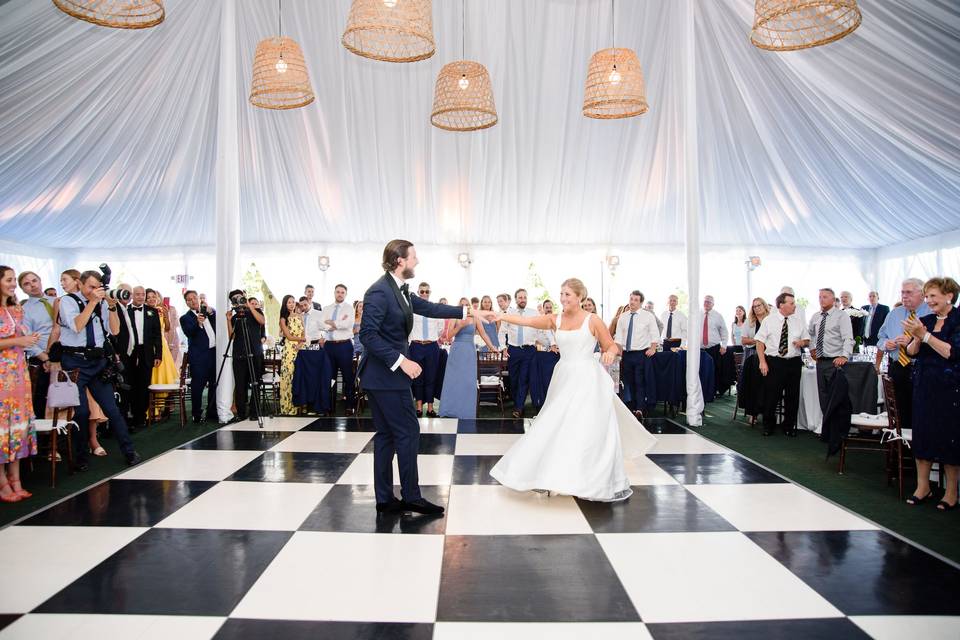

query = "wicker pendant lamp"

[
  {"left": 52, "top": 0, "right": 164, "bottom": 29},
  {"left": 430, "top": 1, "right": 497, "bottom": 131},
  {"left": 751, "top": 0, "right": 862, "bottom": 51},
  {"left": 250, "top": 1, "right": 314, "bottom": 110},
  {"left": 342, "top": 0, "right": 435, "bottom": 63},
  {"left": 582, "top": 1, "right": 648, "bottom": 119}
]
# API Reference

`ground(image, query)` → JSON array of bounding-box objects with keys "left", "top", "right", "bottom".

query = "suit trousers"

[
  {"left": 408, "top": 341, "right": 440, "bottom": 404},
  {"left": 366, "top": 388, "right": 422, "bottom": 504},
  {"left": 189, "top": 348, "right": 217, "bottom": 420},
  {"left": 762, "top": 356, "right": 802, "bottom": 432},
  {"left": 887, "top": 360, "right": 915, "bottom": 431},
  {"left": 324, "top": 341, "right": 357, "bottom": 406},
  {"left": 621, "top": 350, "right": 651, "bottom": 412},
  {"left": 506, "top": 345, "right": 535, "bottom": 410},
  {"left": 62, "top": 353, "right": 135, "bottom": 465},
  {"left": 124, "top": 345, "right": 154, "bottom": 427}
]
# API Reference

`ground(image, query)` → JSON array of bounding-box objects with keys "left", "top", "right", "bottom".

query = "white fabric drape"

[
  {"left": 684, "top": 0, "right": 703, "bottom": 426},
  {"left": 0, "top": 0, "right": 957, "bottom": 251}
]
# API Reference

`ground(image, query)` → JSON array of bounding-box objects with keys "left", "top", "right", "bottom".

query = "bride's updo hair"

[{"left": 561, "top": 278, "right": 588, "bottom": 302}]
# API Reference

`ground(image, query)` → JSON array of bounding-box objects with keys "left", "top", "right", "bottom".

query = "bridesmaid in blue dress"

[
  {"left": 479, "top": 295, "right": 499, "bottom": 352},
  {"left": 440, "top": 298, "right": 496, "bottom": 418}
]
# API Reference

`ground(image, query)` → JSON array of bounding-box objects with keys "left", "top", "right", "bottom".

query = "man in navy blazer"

[
  {"left": 180, "top": 290, "right": 218, "bottom": 423},
  {"left": 861, "top": 290, "right": 890, "bottom": 347},
  {"left": 360, "top": 240, "right": 495, "bottom": 515}
]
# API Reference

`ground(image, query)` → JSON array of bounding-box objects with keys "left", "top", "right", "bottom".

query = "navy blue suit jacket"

[
  {"left": 180, "top": 308, "right": 216, "bottom": 364},
  {"left": 359, "top": 274, "right": 465, "bottom": 391},
  {"left": 861, "top": 303, "right": 890, "bottom": 339}
]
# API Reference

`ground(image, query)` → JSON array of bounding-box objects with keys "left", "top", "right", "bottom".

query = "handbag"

[{"left": 47, "top": 369, "right": 81, "bottom": 409}]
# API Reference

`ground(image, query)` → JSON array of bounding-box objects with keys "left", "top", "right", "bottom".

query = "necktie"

[
  {"left": 779, "top": 318, "right": 789, "bottom": 356},
  {"left": 816, "top": 312, "right": 828, "bottom": 356},
  {"left": 626, "top": 312, "right": 636, "bottom": 350},
  {"left": 39, "top": 297, "right": 55, "bottom": 321},
  {"left": 666, "top": 312, "right": 673, "bottom": 339},
  {"left": 82, "top": 303, "right": 95, "bottom": 348},
  {"left": 898, "top": 310, "right": 916, "bottom": 366},
  {"left": 702, "top": 312, "right": 709, "bottom": 347},
  {"left": 517, "top": 311, "right": 524, "bottom": 345},
  {"left": 329, "top": 304, "right": 340, "bottom": 341},
  {"left": 422, "top": 315, "right": 429, "bottom": 340}
]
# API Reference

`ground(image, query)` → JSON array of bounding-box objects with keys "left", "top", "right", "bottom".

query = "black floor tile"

[
  {"left": 35, "top": 528, "right": 292, "bottom": 616},
  {"left": 747, "top": 530, "right": 960, "bottom": 616},
  {"left": 648, "top": 453, "right": 787, "bottom": 484},
  {"left": 456, "top": 419, "right": 527, "bottom": 434},
  {"left": 451, "top": 455, "right": 503, "bottom": 485},
  {"left": 226, "top": 451, "right": 357, "bottom": 483},
  {"left": 576, "top": 485, "right": 736, "bottom": 533},
  {"left": 214, "top": 619, "right": 433, "bottom": 640},
  {"left": 647, "top": 618, "right": 871, "bottom": 640},
  {"left": 301, "top": 417, "right": 377, "bottom": 432},
  {"left": 437, "top": 534, "right": 639, "bottom": 622},
  {"left": 0, "top": 615, "right": 21, "bottom": 632},
  {"left": 643, "top": 418, "right": 691, "bottom": 435},
  {"left": 180, "top": 430, "right": 292, "bottom": 450},
  {"left": 299, "top": 484, "right": 448, "bottom": 534},
  {"left": 18, "top": 479, "right": 215, "bottom": 527},
  {"left": 362, "top": 433, "right": 457, "bottom": 455}
]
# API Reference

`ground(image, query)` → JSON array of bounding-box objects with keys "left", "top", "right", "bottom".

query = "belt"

[
  {"left": 326, "top": 339, "right": 352, "bottom": 344},
  {"left": 62, "top": 346, "right": 105, "bottom": 359},
  {"left": 411, "top": 340, "right": 437, "bottom": 345},
  {"left": 510, "top": 344, "right": 535, "bottom": 349}
]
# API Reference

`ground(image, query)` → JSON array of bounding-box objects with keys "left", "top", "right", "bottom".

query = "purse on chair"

[{"left": 47, "top": 369, "right": 81, "bottom": 408}]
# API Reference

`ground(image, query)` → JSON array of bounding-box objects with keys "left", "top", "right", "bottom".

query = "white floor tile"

[
  {"left": 0, "top": 527, "right": 148, "bottom": 614},
  {"left": 597, "top": 532, "right": 842, "bottom": 623},
  {"left": 419, "top": 417, "right": 460, "bottom": 434},
  {"left": 445, "top": 485, "right": 592, "bottom": 535},
  {"left": 115, "top": 450, "right": 263, "bottom": 481},
  {"left": 268, "top": 431, "right": 373, "bottom": 453},
  {"left": 686, "top": 484, "right": 879, "bottom": 532},
  {"left": 0, "top": 614, "right": 225, "bottom": 640},
  {"left": 454, "top": 433, "right": 521, "bottom": 456},
  {"left": 335, "top": 453, "right": 454, "bottom": 486},
  {"left": 231, "top": 531, "right": 444, "bottom": 622},
  {"left": 220, "top": 417, "right": 316, "bottom": 432},
  {"left": 154, "top": 481, "right": 332, "bottom": 531},
  {"left": 849, "top": 615, "right": 960, "bottom": 640},
  {"left": 433, "top": 622, "right": 652, "bottom": 639},
  {"left": 623, "top": 456, "right": 681, "bottom": 486},
  {"left": 649, "top": 434, "right": 730, "bottom": 455}
]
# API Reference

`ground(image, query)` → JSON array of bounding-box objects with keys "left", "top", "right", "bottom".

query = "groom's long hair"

[{"left": 382, "top": 239, "right": 413, "bottom": 272}]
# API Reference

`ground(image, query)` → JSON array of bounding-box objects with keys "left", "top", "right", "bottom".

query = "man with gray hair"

[
  {"left": 699, "top": 295, "right": 728, "bottom": 399},
  {"left": 839, "top": 290, "right": 864, "bottom": 338},
  {"left": 876, "top": 278, "right": 931, "bottom": 431},
  {"left": 809, "top": 288, "right": 854, "bottom": 413}
]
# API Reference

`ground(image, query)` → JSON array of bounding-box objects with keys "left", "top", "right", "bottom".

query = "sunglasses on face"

[{"left": 419, "top": 290, "right": 430, "bottom": 294}]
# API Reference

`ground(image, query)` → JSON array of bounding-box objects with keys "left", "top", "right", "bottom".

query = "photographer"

[
  {"left": 58, "top": 270, "right": 141, "bottom": 470},
  {"left": 226, "top": 289, "right": 265, "bottom": 421},
  {"left": 180, "top": 290, "right": 217, "bottom": 423}
]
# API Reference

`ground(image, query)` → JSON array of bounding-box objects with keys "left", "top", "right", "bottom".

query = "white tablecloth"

[{"left": 797, "top": 366, "right": 885, "bottom": 434}]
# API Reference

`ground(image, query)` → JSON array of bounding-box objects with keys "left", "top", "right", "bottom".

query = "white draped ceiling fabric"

[{"left": 0, "top": 0, "right": 958, "bottom": 251}]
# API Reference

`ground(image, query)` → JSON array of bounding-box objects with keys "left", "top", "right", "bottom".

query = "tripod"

[{"left": 216, "top": 308, "right": 270, "bottom": 429}]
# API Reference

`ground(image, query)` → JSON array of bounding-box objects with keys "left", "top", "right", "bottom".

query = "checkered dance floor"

[{"left": 2, "top": 416, "right": 959, "bottom": 639}]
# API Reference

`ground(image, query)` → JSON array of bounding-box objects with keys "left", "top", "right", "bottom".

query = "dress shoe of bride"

[{"left": 401, "top": 498, "right": 445, "bottom": 515}]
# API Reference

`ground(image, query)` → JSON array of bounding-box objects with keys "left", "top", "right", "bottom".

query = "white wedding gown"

[{"left": 490, "top": 313, "right": 657, "bottom": 501}]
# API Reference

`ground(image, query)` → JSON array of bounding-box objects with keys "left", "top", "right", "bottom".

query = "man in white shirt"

[
  {"left": 615, "top": 290, "right": 660, "bottom": 418},
  {"left": 809, "top": 288, "right": 854, "bottom": 413},
  {"left": 502, "top": 288, "right": 538, "bottom": 418},
  {"left": 496, "top": 293, "right": 512, "bottom": 349},
  {"left": 755, "top": 292, "right": 810, "bottom": 436},
  {"left": 302, "top": 298, "right": 327, "bottom": 345},
  {"left": 660, "top": 294, "right": 687, "bottom": 347},
  {"left": 699, "top": 295, "right": 728, "bottom": 399},
  {"left": 321, "top": 284, "right": 358, "bottom": 415},
  {"left": 408, "top": 282, "right": 445, "bottom": 417}
]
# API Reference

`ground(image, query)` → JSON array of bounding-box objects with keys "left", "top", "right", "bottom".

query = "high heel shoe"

[
  {"left": 905, "top": 491, "right": 934, "bottom": 506},
  {"left": 0, "top": 492, "right": 22, "bottom": 503},
  {"left": 11, "top": 483, "right": 31, "bottom": 499},
  {"left": 936, "top": 500, "right": 958, "bottom": 511}
]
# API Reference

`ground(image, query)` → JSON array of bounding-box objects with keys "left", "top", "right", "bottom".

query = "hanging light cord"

[
  {"left": 278, "top": 0, "right": 284, "bottom": 58},
  {"left": 611, "top": 0, "right": 617, "bottom": 67},
  {"left": 461, "top": 0, "right": 466, "bottom": 61}
]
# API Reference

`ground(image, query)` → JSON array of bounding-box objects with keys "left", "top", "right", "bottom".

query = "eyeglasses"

[{"left": 419, "top": 290, "right": 430, "bottom": 294}]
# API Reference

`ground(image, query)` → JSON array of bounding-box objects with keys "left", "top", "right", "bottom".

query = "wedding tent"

[{"left": 1, "top": 0, "right": 958, "bottom": 415}]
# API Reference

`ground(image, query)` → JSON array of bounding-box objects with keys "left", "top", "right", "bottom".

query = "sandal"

[
  {"left": 905, "top": 491, "right": 934, "bottom": 506},
  {"left": 92, "top": 446, "right": 107, "bottom": 457},
  {"left": 0, "top": 486, "right": 21, "bottom": 503},
  {"left": 11, "top": 482, "right": 31, "bottom": 500},
  {"left": 936, "top": 500, "right": 958, "bottom": 512}
]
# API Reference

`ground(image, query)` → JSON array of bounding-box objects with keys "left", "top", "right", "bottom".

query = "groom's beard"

[{"left": 401, "top": 267, "right": 415, "bottom": 280}]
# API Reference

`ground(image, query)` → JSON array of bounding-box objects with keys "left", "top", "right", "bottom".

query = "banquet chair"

[
  {"left": 476, "top": 351, "right": 505, "bottom": 414},
  {"left": 353, "top": 355, "right": 366, "bottom": 415},
  {"left": 260, "top": 353, "right": 281, "bottom": 415},
  {"left": 731, "top": 351, "right": 745, "bottom": 420},
  {"left": 27, "top": 367, "right": 77, "bottom": 487},
  {"left": 147, "top": 359, "right": 187, "bottom": 428}
]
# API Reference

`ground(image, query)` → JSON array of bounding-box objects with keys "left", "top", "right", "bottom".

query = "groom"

[{"left": 359, "top": 240, "right": 495, "bottom": 515}]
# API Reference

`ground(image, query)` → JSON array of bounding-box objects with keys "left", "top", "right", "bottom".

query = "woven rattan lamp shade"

[
  {"left": 52, "top": 0, "right": 164, "bottom": 29},
  {"left": 582, "top": 47, "right": 648, "bottom": 120},
  {"left": 249, "top": 37, "right": 315, "bottom": 110},
  {"left": 751, "top": 0, "right": 861, "bottom": 51},
  {"left": 431, "top": 61, "right": 497, "bottom": 132},
  {"left": 342, "top": 0, "right": 435, "bottom": 63}
]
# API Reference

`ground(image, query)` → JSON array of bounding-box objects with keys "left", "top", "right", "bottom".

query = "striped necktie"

[{"left": 898, "top": 310, "right": 916, "bottom": 366}]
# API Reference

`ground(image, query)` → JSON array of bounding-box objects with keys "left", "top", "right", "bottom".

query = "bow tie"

[
  {"left": 131, "top": 306, "right": 143, "bottom": 311},
  {"left": 400, "top": 283, "right": 410, "bottom": 296}
]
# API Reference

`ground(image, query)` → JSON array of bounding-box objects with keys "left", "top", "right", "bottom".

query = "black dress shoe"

[
  {"left": 126, "top": 452, "right": 143, "bottom": 467},
  {"left": 416, "top": 409, "right": 423, "bottom": 418},
  {"left": 401, "top": 498, "right": 445, "bottom": 515},
  {"left": 376, "top": 499, "right": 404, "bottom": 513},
  {"left": 762, "top": 429, "right": 773, "bottom": 436},
  {"left": 511, "top": 410, "right": 524, "bottom": 419},
  {"left": 192, "top": 417, "right": 203, "bottom": 424},
  {"left": 74, "top": 462, "right": 89, "bottom": 472},
  {"left": 426, "top": 410, "right": 438, "bottom": 418}
]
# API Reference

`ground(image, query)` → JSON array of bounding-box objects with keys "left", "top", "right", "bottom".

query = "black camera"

[
  {"left": 98, "top": 263, "right": 131, "bottom": 302},
  {"left": 230, "top": 292, "right": 248, "bottom": 306},
  {"left": 199, "top": 302, "right": 209, "bottom": 317},
  {"left": 99, "top": 334, "right": 130, "bottom": 390}
]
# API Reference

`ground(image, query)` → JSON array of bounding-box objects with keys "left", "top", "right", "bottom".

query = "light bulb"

[
  {"left": 458, "top": 74, "right": 469, "bottom": 90},
  {"left": 608, "top": 66, "right": 621, "bottom": 85},
  {"left": 383, "top": 0, "right": 398, "bottom": 6},
  {"left": 275, "top": 57, "right": 287, "bottom": 73}
]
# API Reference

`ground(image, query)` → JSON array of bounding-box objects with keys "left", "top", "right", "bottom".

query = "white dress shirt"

[
  {"left": 409, "top": 314, "right": 444, "bottom": 342},
  {"left": 302, "top": 308, "right": 327, "bottom": 343},
  {"left": 659, "top": 308, "right": 688, "bottom": 341},
  {"left": 808, "top": 306, "right": 854, "bottom": 359},
  {"left": 321, "top": 301, "right": 355, "bottom": 341},
  {"left": 698, "top": 309, "right": 728, "bottom": 348},
  {"left": 755, "top": 311, "right": 809, "bottom": 359},
  {"left": 503, "top": 307, "right": 539, "bottom": 347},
  {"left": 535, "top": 326, "right": 556, "bottom": 349},
  {"left": 122, "top": 305, "right": 146, "bottom": 356},
  {"left": 615, "top": 309, "right": 660, "bottom": 351}
]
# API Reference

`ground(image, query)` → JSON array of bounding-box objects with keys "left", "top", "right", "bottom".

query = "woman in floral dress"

[
  {"left": 0, "top": 265, "right": 38, "bottom": 502},
  {"left": 278, "top": 295, "right": 306, "bottom": 415}
]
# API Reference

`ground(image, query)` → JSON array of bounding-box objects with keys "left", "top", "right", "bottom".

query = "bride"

[{"left": 489, "top": 278, "right": 656, "bottom": 501}]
